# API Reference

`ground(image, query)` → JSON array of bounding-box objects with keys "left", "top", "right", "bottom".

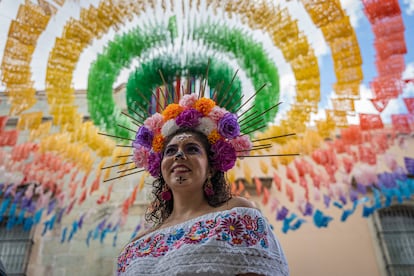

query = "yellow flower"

[
  {"left": 207, "top": 129, "right": 221, "bottom": 144},
  {"left": 152, "top": 134, "right": 165, "bottom": 152},
  {"left": 162, "top": 104, "right": 184, "bottom": 120},
  {"left": 195, "top": 98, "right": 215, "bottom": 116}
]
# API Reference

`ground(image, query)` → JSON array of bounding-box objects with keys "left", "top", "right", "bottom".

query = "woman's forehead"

[{"left": 167, "top": 132, "right": 202, "bottom": 146}]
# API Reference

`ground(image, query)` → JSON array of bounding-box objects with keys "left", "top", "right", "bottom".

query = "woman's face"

[{"left": 161, "top": 132, "right": 210, "bottom": 190}]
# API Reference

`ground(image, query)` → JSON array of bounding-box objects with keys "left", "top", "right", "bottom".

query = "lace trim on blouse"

[{"left": 117, "top": 207, "right": 289, "bottom": 276}]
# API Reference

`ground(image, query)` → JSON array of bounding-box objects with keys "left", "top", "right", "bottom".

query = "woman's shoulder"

[{"left": 225, "top": 196, "right": 258, "bottom": 210}]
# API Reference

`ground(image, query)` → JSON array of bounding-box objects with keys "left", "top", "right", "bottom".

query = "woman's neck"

[{"left": 167, "top": 191, "right": 212, "bottom": 222}]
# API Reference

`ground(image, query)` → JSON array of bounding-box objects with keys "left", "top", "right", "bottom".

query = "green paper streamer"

[
  {"left": 87, "top": 19, "right": 280, "bottom": 138},
  {"left": 87, "top": 25, "right": 170, "bottom": 139},
  {"left": 126, "top": 54, "right": 242, "bottom": 118}
]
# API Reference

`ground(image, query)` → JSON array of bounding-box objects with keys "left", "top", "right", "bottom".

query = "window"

[
  {"left": 0, "top": 219, "right": 33, "bottom": 276},
  {"left": 373, "top": 204, "right": 414, "bottom": 276}
]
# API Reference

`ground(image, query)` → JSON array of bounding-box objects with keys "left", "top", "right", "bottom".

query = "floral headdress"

[{"left": 132, "top": 93, "right": 253, "bottom": 178}]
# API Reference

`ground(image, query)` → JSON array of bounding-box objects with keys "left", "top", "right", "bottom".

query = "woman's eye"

[
  {"left": 186, "top": 145, "right": 200, "bottom": 154},
  {"left": 164, "top": 147, "right": 177, "bottom": 156}
]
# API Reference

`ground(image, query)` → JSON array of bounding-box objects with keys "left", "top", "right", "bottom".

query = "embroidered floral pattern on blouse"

[{"left": 117, "top": 210, "right": 269, "bottom": 273}]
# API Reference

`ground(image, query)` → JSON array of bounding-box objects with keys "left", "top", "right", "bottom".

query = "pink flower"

[
  {"left": 132, "top": 145, "right": 149, "bottom": 169},
  {"left": 144, "top": 113, "right": 163, "bottom": 133},
  {"left": 230, "top": 135, "right": 252, "bottom": 157},
  {"left": 208, "top": 106, "right": 227, "bottom": 122},
  {"left": 179, "top": 93, "right": 198, "bottom": 108}
]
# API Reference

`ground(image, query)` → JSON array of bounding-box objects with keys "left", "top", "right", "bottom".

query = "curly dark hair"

[{"left": 145, "top": 128, "right": 232, "bottom": 226}]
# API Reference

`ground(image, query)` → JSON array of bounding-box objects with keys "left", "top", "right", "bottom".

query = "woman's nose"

[{"left": 174, "top": 150, "right": 186, "bottom": 160}]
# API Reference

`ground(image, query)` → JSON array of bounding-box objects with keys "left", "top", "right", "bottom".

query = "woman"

[{"left": 117, "top": 94, "right": 289, "bottom": 275}]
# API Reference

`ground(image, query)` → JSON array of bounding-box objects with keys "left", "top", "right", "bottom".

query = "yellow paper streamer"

[
  {"left": 259, "top": 160, "right": 269, "bottom": 175},
  {"left": 16, "top": 112, "right": 43, "bottom": 130},
  {"left": 2, "top": 1, "right": 51, "bottom": 114},
  {"left": 243, "top": 164, "right": 252, "bottom": 183},
  {"left": 29, "top": 121, "right": 52, "bottom": 141}
]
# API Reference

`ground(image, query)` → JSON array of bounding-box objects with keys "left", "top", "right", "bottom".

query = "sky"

[{"left": 0, "top": 0, "right": 413, "bottom": 125}]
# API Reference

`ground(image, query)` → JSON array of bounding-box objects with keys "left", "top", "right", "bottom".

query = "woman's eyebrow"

[
  {"left": 185, "top": 142, "right": 202, "bottom": 147},
  {"left": 164, "top": 144, "right": 178, "bottom": 148},
  {"left": 166, "top": 141, "right": 202, "bottom": 148}
]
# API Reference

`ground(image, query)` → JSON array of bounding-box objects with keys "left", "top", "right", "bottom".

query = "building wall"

[
  {"left": 27, "top": 203, "right": 146, "bottom": 276},
  {"left": 266, "top": 206, "right": 381, "bottom": 276}
]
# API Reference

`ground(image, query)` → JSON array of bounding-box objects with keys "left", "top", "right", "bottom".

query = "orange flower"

[
  {"left": 162, "top": 104, "right": 184, "bottom": 120},
  {"left": 207, "top": 129, "right": 221, "bottom": 144},
  {"left": 152, "top": 134, "right": 165, "bottom": 152},
  {"left": 195, "top": 98, "right": 215, "bottom": 116}
]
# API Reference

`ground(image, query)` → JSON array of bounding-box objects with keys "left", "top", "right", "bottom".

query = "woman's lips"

[{"left": 171, "top": 165, "right": 191, "bottom": 173}]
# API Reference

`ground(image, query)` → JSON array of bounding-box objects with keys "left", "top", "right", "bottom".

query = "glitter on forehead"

[{"left": 175, "top": 133, "right": 193, "bottom": 141}]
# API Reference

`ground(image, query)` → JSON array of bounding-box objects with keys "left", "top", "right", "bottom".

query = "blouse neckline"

[{"left": 137, "top": 206, "right": 259, "bottom": 242}]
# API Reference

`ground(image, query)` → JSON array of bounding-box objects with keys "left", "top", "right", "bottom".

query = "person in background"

[{"left": 117, "top": 94, "right": 289, "bottom": 275}]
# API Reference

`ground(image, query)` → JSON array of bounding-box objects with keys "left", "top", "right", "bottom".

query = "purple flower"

[
  {"left": 175, "top": 109, "right": 202, "bottom": 128},
  {"left": 218, "top": 113, "right": 240, "bottom": 139},
  {"left": 148, "top": 152, "right": 162, "bottom": 177},
  {"left": 135, "top": 126, "right": 153, "bottom": 149},
  {"left": 211, "top": 140, "right": 236, "bottom": 172}
]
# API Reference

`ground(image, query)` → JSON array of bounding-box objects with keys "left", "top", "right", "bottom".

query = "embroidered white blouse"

[{"left": 117, "top": 207, "right": 289, "bottom": 276}]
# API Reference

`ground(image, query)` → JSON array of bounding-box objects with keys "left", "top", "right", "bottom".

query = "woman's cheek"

[{"left": 160, "top": 159, "right": 169, "bottom": 176}]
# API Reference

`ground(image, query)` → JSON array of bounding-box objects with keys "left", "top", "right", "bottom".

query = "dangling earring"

[
  {"left": 161, "top": 185, "right": 172, "bottom": 201},
  {"left": 204, "top": 176, "right": 214, "bottom": 196}
]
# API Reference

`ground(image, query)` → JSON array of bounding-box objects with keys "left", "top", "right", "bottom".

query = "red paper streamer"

[
  {"left": 392, "top": 114, "right": 412, "bottom": 134},
  {"left": 359, "top": 113, "right": 384, "bottom": 130}
]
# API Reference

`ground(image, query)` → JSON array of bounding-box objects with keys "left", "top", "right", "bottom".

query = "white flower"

[
  {"left": 196, "top": 117, "right": 216, "bottom": 136},
  {"left": 161, "top": 119, "right": 179, "bottom": 137}
]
